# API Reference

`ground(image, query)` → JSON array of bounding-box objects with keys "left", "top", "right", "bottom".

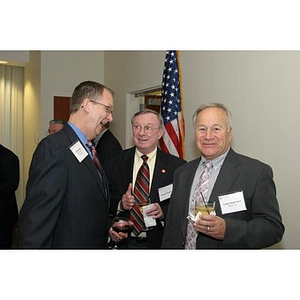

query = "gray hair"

[
  {"left": 131, "top": 109, "right": 163, "bottom": 128},
  {"left": 192, "top": 103, "right": 233, "bottom": 132},
  {"left": 49, "top": 119, "right": 65, "bottom": 125}
]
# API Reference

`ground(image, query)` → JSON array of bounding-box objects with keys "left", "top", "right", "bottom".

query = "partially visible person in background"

[
  {"left": 94, "top": 122, "right": 122, "bottom": 165},
  {"left": 48, "top": 119, "right": 65, "bottom": 135},
  {"left": 0, "top": 144, "right": 19, "bottom": 249}
]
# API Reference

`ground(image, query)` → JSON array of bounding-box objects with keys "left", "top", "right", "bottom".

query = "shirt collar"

[
  {"left": 200, "top": 147, "right": 230, "bottom": 169},
  {"left": 135, "top": 147, "right": 157, "bottom": 162},
  {"left": 68, "top": 121, "right": 89, "bottom": 152}
]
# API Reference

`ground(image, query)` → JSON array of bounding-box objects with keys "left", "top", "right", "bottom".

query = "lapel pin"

[{"left": 162, "top": 169, "right": 166, "bottom": 173}]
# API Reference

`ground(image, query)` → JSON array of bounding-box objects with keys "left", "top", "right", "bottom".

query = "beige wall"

[
  {"left": 104, "top": 51, "right": 165, "bottom": 148},
  {"left": 40, "top": 51, "right": 105, "bottom": 138},
  {"left": 0, "top": 50, "right": 105, "bottom": 209},
  {"left": 23, "top": 51, "right": 41, "bottom": 209}
]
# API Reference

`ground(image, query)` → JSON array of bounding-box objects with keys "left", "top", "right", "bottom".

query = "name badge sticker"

[
  {"left": 158, "top": 184, "right": 173, "bottom": 202},
  {"left": 69, "top": 140, "right": 88, "bottom": 162},
  {"left": 218, "top": 190, "right": 247, "bottom": 215}
]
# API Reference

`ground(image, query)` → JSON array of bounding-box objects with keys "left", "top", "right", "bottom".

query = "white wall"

[
  {"left": 104, "top": 51, "right": 165, "bottom": 147},
  {"left": 105, "top": 51, "right": 300, "bottom": 249},
  {"left": 40, "top": 51, "right": 105, "bottom": 138}
]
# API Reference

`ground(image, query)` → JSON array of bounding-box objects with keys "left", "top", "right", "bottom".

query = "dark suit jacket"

[
  {"left": 18, "top": 124, "right": 110, "bottom": 249},
  {"left": 95, "top": 129, "right": 122, "bottom": 165},
  {"left": 103, "top": 147, "right": 186, "bottom": 249},
  {"left": 0, "top": 144, "right": 19, "bottom": 247},
  {"left": 162, "top": 148, "right": 284, "bottom": 249}
]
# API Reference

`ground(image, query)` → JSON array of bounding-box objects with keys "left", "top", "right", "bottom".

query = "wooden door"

[
  {"left": 54, "top": 96, "right": 71, "bottom": 122},
  {"left": 145, "top": 95, "right": 161, "bottom": 113}
]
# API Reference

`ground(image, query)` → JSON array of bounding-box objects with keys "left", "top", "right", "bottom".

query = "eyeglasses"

[
  {"left": 132, "top": 124, "right": 160, "bottom": 134},
  {"left": 89, "top": 99, "right": 113, "bottom": 115}
]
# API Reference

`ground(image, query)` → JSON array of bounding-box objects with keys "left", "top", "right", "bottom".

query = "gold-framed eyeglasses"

[
  {"left": 132, "top": 124, "right": 160, "bottom": 134},
  {"left": 89, "top": 99, "right": 113, "bottom": 115}
]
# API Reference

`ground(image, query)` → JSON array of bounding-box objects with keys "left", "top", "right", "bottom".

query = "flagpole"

[{"left": 176, "top": 50, "right": 185, "bottom": 159}]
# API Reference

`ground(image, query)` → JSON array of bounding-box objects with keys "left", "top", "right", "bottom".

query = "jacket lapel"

[
  {"left": 210, "top": 149, "right": 240, "bottom": 214},
  {"left": 64, "top": 124, "right": 108, "bottom": 200},
  {"left": 179, "top": 158, "right": 200, "bottom": 238},
  {"left": 150, "top": 149, "right": 169, "bottom": 201}
]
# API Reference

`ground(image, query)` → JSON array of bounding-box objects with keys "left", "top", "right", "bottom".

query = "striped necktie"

[
  {"left": 185, "top": 160, "right": 213, "bottom": 249},
  {"left": 130, "top": 155, "right": 150, "bottom": 236},
  {"left": 86, "top": 140, "right": 108, "bottom": 196}
]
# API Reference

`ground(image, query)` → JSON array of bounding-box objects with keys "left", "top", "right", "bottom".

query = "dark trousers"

[
  {"left": 0, "top": 205, "right": 18, "bottom": 249},
  {"left": 0, "top": 225, "right": 13, "bottom": 249},
  {"left": 127, "top": 237, "right": 148, "bottom": 249}
]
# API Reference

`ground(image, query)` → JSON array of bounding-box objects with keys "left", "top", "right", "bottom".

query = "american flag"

[{"left": 159, "top": 50, "right": 185, "bottom": 158}]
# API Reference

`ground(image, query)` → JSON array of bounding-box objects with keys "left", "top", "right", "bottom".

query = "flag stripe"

[{"left": 161, "top": 123, "right": 182, "bottom": 157}]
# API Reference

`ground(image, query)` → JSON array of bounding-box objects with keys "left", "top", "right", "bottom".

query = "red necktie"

[
  {"left": 130, "top": 155, "right": 150, "bottom": 236},
  {"left": 86, "top": 141, "right": 108, "bottom": 197}
]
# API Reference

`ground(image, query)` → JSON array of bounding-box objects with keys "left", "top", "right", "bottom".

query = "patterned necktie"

[
  {"left": 86, "top": 140, "right": 108, "bottom": 196},
  {"left": 185, "top": 160, "right": 213, "bottom": 249},
  {"left": 130, "top": 155, "right": 150, "bottom": 236}
]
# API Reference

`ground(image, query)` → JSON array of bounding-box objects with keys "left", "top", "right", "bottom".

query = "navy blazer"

[
  {"left": 103, "top": 147, "right": 186, "bottom": 248},
  {"left": 18, "top": 124, "right": 110, "bottom": 249},
  {"left": 0, "top": 144, "right": 19, "bottom": 247},
  {"left": 95, "top": 129, "right": 122, "bottom": 165},
  {"left": 162, "top": 148, "right": 284, "bottom": 249}
]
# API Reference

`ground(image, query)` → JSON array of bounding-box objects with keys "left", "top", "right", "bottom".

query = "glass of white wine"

[{"left": 194, "top": 196, "right": 215, "bottom": 216}]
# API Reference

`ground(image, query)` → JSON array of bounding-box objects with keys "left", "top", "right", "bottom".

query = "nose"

[
  {"left": 107, "top": 113, "right": 113, "bottom": 122},
  {"left": 205, "top": 128, "right": 214, "bottom": 139},
  {"left": 138, "top": 127, "right": 146, "bottom": 134}
]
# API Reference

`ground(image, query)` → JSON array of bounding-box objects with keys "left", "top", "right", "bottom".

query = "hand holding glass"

[
  {"left": 195, "top": 194, "right": 215, "bottom": 216},
  {"left": 111, "top": 216, "right": 132, "bottom": 249},
  {"left": 195, "top": 201, "right": 215, "bottom": 215}
]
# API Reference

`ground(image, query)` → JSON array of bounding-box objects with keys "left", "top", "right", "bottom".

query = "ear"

[
  {"left": 228, "top": 127, "right": 233, "bottom": 142},
  {"left": 81, "top": 98, "right": 91, "bottom": 112},
  {"left": 158, "top": 128, "right": 163, "bottom": 140}
]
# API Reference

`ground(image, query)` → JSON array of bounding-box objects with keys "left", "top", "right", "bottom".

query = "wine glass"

[
  {"left": 111, "top": 216, "right": 132, "bottom": 249},
  {"left": 194, "top": 201, "right": 215, "bottom": 216},
  {"left": 194, "top": 193, "right": 215, "bottom": 216}
]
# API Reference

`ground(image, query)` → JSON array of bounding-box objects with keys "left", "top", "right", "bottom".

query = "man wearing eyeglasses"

[
  {"left": 18, "top": 81, "right": 121, "bottom": 249},
  {"left": 103, "top": 109, "right": 186, "bottom": 249}
]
